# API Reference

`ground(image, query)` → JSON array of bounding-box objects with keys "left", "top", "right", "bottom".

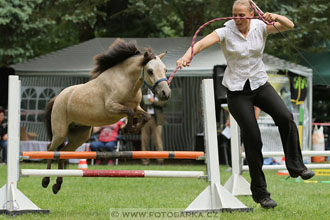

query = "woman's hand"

[
  {"left": 176, "top": 31, "right": 220, "bottom": 69},
  {"left": 263, "top": 12, "right": 278, "bottom": 23},
  {"left": 176, "top": 57, "right": 191, "bottom": 69},
  {"left": 265, "top": 13, "right": 294, "bottom": 34}
]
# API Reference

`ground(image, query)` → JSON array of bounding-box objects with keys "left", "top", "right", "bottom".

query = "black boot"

[
  {"left": 258, "top": 197, "right": 277, "bottom": 209},
  {"left": 300, "top": 169, "right": 315, "bottom": 180}
]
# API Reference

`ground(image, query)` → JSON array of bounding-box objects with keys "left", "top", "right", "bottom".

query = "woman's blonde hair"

[{"left": 233, "top": 0, "right": 253, "bottom": 12}]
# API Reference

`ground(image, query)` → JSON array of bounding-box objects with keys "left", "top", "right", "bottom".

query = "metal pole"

[
  {"left": 223, "top": 114, "right": 251, "bottom": 196},
  {"left": 186, "top": 79, "right": 252, "bottom": 212},
  {"left": 242, "top": 164, "right": 330, "bottom": 171},
  {"left": 21, "top": 169, "right": 205, "bottom": 178},
  {"left": 241, "top": 151, "right": 330, "bottom": 158},
  {"left": 21, "top": 151, "right": 205, "bottom": 160},
  {"left": 0, "top": 76, "right": 49, "bottom": 215}
]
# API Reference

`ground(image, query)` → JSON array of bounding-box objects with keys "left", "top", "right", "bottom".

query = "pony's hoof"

[
  {"left": 52, "top": 183, "right": 61, "bottom": 194},
  {"left": 42, "top": 177, "right": 50, "bottom": 188}
]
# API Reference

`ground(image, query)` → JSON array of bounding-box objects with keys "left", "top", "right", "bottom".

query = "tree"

[
  {"left": 257, "top": 0, "right": 330, "bottom": 61},
  {"left": 0, "top": 0, "right": 52, "bottom": 65},
  {"left": 1, "top": 0, "right": 330, "bottom": 66},
  {"left": 94, "top": 0, "right": 160, "bottom": 37},
  {"left": 0, "top": 0, "right": 109, "bottom": 66}
]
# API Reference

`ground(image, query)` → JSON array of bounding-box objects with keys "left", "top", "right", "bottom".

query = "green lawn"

[{"left": 0, "top": 162, "right": 329, "bottom": 220}]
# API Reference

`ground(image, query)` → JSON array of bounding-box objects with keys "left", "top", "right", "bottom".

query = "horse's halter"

[{"left": 141, "top": 66, "right": 168, "bottom": 93}]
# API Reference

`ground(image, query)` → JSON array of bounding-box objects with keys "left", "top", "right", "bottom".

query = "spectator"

[
  {"left": 0, "top": 108, "right": 7, "bottom": 163},
  {"left": 141, "top": 88, "right": 167, "bottom": 165},
  {"left": 90, "top": 118, "right": 126, "bottom": 165}
]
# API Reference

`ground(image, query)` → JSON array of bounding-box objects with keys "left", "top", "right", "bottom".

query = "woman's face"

[{"left": 232, "top": 4, "right": 254, "bottom": 32}]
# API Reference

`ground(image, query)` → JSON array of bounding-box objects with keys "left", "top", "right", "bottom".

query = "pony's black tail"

[{"left": 45, "top": 97, "right": 56, "bottom": 141}]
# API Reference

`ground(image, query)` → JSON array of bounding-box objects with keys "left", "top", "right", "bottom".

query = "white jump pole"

[
  {"left": 226, "top": 115, "right": 330, "bottom": 195},
  {"left": 242, "top": 151, "right": 330, "bottom": 158},
  {"left": 242, "top": 164, "right": 330, "bottom": 171},
  {"left": 224, "top": 115, "right": 252, "bottom": 196},
  {"left": 21, "top": 169, "right": 205, "bottom": 178},
  {"left": 185, "top": 79, "right": 252, "bottom": 212},
  {"left": 0, "top": 76, "right": 49, "bottom": 215},
  {"left": 229, "top": 113, "right": 330, "bottom": 184}
]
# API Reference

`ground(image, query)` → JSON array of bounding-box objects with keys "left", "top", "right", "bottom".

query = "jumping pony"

[{"left": 43, "top": 39, "right": 171, "bottom": 193}]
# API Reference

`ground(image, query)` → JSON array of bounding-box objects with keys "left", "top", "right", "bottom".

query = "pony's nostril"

[{"left": 162, "top": 90, "right": 166, "bottom": 97}]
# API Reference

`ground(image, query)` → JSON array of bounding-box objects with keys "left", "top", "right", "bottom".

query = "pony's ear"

[{"left": 158, "top": 51, "right": 167, "bottom": 59}]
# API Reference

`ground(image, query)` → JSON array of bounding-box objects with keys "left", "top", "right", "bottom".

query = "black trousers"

[{"left": 227, "top": 81, "right": 306, "bottom": 202}]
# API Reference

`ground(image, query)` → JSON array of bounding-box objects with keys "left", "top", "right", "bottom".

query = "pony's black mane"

[{"left": 90, "top": 39, "right": 155, "bottom": 80}]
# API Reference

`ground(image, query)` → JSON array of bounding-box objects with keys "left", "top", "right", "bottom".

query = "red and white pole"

[{"left": 20, "top": 169, "right": 205, "bottom": 179}]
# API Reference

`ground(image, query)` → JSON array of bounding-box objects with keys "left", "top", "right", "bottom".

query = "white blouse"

[{"left": 215, "top": 19, "right": 268, "bottom": 91}]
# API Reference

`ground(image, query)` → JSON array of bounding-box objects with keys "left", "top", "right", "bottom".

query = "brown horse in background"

[{"left": 43, "top": 39, "right": 171, "bottom": 193}]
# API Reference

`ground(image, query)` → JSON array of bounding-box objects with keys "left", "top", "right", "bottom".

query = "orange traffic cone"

[
  {"left": 78, "top": 159, "right": 88, "bottom": 170},
  {"left": 277, "top": 170, "right": 289, "bottom": 176}
]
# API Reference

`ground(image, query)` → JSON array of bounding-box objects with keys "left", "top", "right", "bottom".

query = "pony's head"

[
  {"left": 142, "top": 51, "right": 171, "bottom": 101},
  {"left": 90, "top": 38, "right": 171, "bottom": 100}
]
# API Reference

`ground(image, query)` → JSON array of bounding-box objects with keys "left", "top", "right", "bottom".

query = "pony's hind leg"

[
  {"left": 42, "top": 159, "right": 52, "bottom": 188},
  {"left": 43, "top": 135, "right": 66, "bottom": 190},
  {"left": 52, "top": 125, "right": 92, "bottom": 194},
  {"left": 64, "top": 125, "right": 92, "bottom": 151},
  {"left": 52, "top": 159, "right": 65, "bottom": 194}
]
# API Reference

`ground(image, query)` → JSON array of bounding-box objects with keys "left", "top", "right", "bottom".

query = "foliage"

[
  {"left": 0, "top": 0, "right": 108, "bottom": 66},
  {"left": 313, "top": 86, "right": 330, "bottom": 121},
  {"left": 0, "top": 0, "right": 52, "bottom": 65},
  {"left": 31, "top": 0, "right": 108, "bottom": 58},
  {"left": 94, "top": 0, "right": 161, "bottom": 38},
  {"left": 1, "top": 0, "right": 330, "bottom": 66},
  {"left": 257, "top": 0, "right": 330, "bottom": 62}
]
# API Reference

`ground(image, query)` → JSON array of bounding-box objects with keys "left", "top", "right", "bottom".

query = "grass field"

[{"left": 0, "top": 161, "right": 329, "bottom": 220}]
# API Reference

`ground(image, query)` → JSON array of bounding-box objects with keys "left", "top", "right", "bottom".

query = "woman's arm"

[
  {"left": 176, "top": 31, "right": 220, "bottom": 68},
  {"left": 263, "top": 13, "right": 294, "bottom": 34}
]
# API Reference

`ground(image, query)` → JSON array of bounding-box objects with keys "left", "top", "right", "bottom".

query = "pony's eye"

[
  {"left": 147, "top": 69, "right": 153, "bottom": 76},
  {"left": 164, "top": 68, "right": 167, "bottom": 73}
]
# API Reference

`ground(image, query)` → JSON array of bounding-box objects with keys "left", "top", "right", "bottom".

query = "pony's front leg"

[
  {"left": 106, "top": 102, "right": 134, "bottom": 116},
  {"left": 123, "top": 114, "right": 134, "bottom": 133},
  {"left": 133, "top": 106, "right": 151, "bottom": 131},
  {"left": 135, "top": 105, "right": 151, "bottom": 121},
  {"left": 106, "top": 102, "right": 136, "bottom": 133}
]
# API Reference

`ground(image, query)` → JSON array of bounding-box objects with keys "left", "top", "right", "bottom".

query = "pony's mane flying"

[{"left": 90, "top": 39, "right": 155, "bottom": 79}]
